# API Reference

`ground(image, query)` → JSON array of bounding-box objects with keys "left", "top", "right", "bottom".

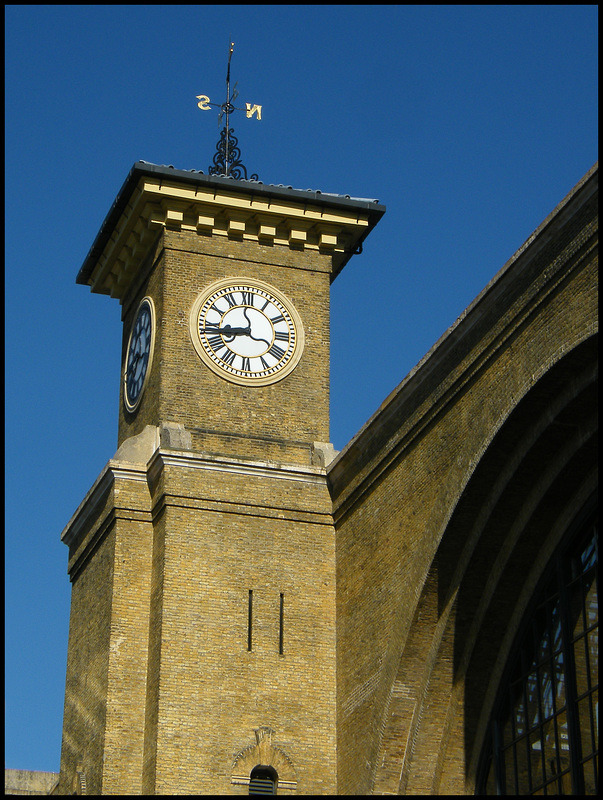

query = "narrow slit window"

[
  {"left": 247, "top": 589, "right": 253, "bottom": 651},
  {"left": 279, "top": 593, "right": 284, "bottom": 655}
]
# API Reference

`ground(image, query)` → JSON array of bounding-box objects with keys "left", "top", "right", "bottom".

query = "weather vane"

[{"left": 196, "top": 41, "right": 261, "bottom": 180}]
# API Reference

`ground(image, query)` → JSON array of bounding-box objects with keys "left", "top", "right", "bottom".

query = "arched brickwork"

[
  {"left": 373, "top": 335, "right": 598, "bottom": 794},
  {"left": 231, "top": 727, "right": 297, "bottom": 793},
  {"left": 334, "top": 164, "right": 597, "bottom": 794}
]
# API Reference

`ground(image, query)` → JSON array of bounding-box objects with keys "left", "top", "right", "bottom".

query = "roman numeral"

[
  {"left": 241, "top": 356, "right": 251, "bottom": 371},
  {"left": 274, "top": 331, "right": 289, "bottom": 342},
  {"left": 268, "top": 343, "right": 286, "bottom": 360},
  {"left": 241, "top": 291, "right": 254, "bottom": 306},
  {"left": 224, "top": 292, "right": 237, "bottom": 307},
  {"left": 221, "top": 348, "right": 237, "bottom": 366},
  {"left": 270, "top": 313, "right": 285, "bottom": 324},
  {"left": 207, "top": 335, "right": 224, "bottom": 352}
]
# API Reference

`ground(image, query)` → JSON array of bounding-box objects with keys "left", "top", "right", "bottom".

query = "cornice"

[
  {"left": 61, "top": 439, "right": 331, "bottom": 551},
  {"left": 60, "top": 459, "right": 149, "bottom": 548},
  {"left": 77, "top": 163, "right": 385, "bottom": 301},
  {"left": 147, "top": 447, "right": 329, "bottom": 490}
]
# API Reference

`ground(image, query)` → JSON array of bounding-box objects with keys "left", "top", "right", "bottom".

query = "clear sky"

[{"left": 5, "top": 4, "right": 598, "bottom": 773}]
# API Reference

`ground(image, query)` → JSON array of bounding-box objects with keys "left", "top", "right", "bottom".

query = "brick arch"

[
  {"left": 381, "top": 335, "right": 598, "bottom": 794},
  {"left": 231, "top": 727, "right": 297, "bottom": 792}
]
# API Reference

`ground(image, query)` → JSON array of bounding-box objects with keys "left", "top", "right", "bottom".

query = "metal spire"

[{"left": 196, "top": 41, "right": 261, "bottom": 180}]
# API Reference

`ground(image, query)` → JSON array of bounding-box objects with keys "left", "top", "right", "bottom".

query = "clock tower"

[{"left": 57, "top": 162, "right": 384, "bottom": 794}]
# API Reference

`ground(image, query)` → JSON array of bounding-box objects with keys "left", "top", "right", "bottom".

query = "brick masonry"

[
  {"left": 117, "top": 231, "right": 333, "bottom": 463},
  {"left": 52, "top": 164, "right": 597, "bottom": 795},
  {"left": 56, "top": 171, "right": 365, "bottom": 794},
  {"left": 331, "top": 166, "right": 598, "bottom": 794}
]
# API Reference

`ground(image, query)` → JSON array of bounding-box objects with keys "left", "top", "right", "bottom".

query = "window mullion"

[{"left": 557, "top": 553, "right": 585, "bottom": 795}]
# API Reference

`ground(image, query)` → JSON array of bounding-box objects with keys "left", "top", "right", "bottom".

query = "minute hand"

[{"left": 200, "top": 324, "right": 251, "bottom": 336}]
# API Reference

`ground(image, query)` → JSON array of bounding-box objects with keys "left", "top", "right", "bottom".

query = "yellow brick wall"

[
  {"left": 119, "top": 232, "right": 332, "bottom": 464},
  {"left": 58, "top": 468, "right": 153, "bottom": 795},
  {"left": 57, "top": 519, "right": 114, "bottom": 794},
  {"left": 102, "top": 490, "right": 153, "bottom": 794},
  {"left": 332, "top": 190, "right": 598, "bottom": 794},
  {"left": 143, "top": 454, "right": 337, "bottom": 794}
]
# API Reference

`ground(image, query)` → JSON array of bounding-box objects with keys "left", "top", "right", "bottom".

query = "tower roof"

[{"left": 77, "top": 161, "right": 386, "bottom": 300}]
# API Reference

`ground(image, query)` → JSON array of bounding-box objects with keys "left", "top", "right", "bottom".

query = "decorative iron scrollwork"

[
  {"left": 198, "top": 42, "right": 261, "bottom": 181},
  {"left": 209, "top": 127, "right": 259, "bottom": 181}
]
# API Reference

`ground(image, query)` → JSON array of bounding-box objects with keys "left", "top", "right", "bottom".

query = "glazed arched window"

[{"left": 480, "top": 511, "right": 598, "bottom": 794}]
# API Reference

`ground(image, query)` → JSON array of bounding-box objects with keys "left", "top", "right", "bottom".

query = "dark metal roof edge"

[{"left": 76, "top": 161, "right": 386, "bottom": 286}]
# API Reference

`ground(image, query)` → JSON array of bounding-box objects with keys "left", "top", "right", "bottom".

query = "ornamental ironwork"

[
  {"left": 196, "top": 42, "right": 260, "bottom": 180},
  {"left": 209, "top": 126, "right": 258, "bottom": 181}
]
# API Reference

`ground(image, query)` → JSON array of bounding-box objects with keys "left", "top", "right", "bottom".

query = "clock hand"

[
  {"left": 200, "top": 324, "right": 251, "bottom": 336},
  {"left": 129, "top": 351, "right": 141, "bottom": 370},
  {"left": 248, "top": 332, "right": 271, "bottom": 347},
  {"left": 223, "top": 323, "right": 251, "bottom": 336},
  {"left": 242, "top": 308, "right": 272, "bottom": 347}
]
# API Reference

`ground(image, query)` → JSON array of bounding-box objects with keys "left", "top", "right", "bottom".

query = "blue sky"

[{"left": 5, "top": 4, "right": 597, "bottom": 773}]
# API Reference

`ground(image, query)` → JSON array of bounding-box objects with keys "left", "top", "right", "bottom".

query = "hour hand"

[{"left": 201, "top": 323, "right": 250, "bottom": 336}]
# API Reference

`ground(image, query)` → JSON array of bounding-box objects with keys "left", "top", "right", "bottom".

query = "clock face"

[
  {"left": 189, "top": 278, "right": 305, "bottom": 386},
  {"left": 124, "top": 296, "right": 155, "bottom": 412}
]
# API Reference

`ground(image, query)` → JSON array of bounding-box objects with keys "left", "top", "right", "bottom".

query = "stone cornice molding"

[
  {"left": 77, "top": 163, "right": 385, "bottom": 301},
  {"left": 61, "top": 429, "right": 332, "bottom": 552},
  {"left": 60, "top": 459, "right": 149, "bottom": 549},
  {"left": 147, "top": 446, "right": 329, "bottom": 490}
]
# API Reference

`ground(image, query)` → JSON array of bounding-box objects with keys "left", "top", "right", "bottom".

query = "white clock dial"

[{"left": 190, "top": 278, "right": 305, "bottom": 386}]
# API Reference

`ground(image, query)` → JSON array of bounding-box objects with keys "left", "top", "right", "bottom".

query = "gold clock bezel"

[
  {"left": 189, "top": 277, "right": 305, "bottom": 387},
  {"left": 123, "top": 295, "right": 156, "bottom": 413}
]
